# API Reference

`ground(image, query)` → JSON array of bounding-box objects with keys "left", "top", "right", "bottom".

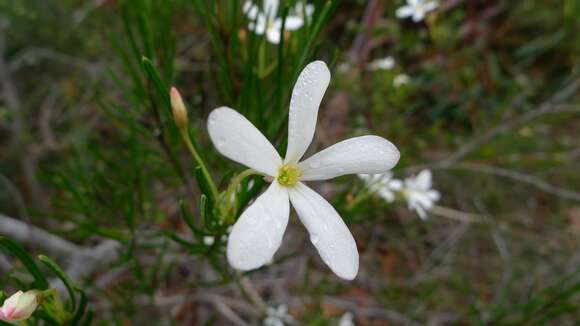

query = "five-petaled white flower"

[
  {"left": 338, "top": 311, "right": 355, "bottom": 326},
  {"left": 244, "top": 0, "right": 306, "bottom": 44},
  {"left": 263, "top": 304, "right": 294, "bottom": 326},
  {"left": 358, "top": 172, "right": 402, "bottom": 203},
  {"left": 396, "top": 0, "right": 439, "bottom": 22},
  {"left": 207, "top": 61, "right": 400, "bottom": 280},
  {"left": 367, "top": 56, "right": 395, "bottom": 71},
  {"left": 0, "top": 290, "right": 40, "bottom": 323},
  {"left": 291, "top": 2, "right": 315, "bottom": 21},
  {"left": 401, "top": 169, "right": 440, "bottom": 219},
  {"left": 393, "top": 73, "right": 411, "bottom": 87}
]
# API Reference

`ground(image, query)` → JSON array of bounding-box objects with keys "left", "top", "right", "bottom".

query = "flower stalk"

[{"left": 170, "top": 87, "right": 219, "bottom": 199}]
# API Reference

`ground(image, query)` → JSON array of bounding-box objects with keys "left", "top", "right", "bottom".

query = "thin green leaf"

[
  {"left": 38, "top": 255, "right": 77, "bottom": 310},
  {"left": 0, "top": 237, "right": 48, "bottom": 290}
]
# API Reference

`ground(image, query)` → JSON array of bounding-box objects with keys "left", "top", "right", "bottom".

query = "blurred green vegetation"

[{"left": 0, "top": 0, "right": 578, "bottom": 324}]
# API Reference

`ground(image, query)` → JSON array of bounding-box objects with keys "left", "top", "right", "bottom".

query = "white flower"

[
  {"left": 402, "top": 170, "right": 440, "bottom": 219},
  {"left": 336, "top": 62, "right": 351, "bottom": 73},
  {"left": 367, "top": 57, "right": 395, "bottom": 71},
  {"left": 338, "top": 311, "right": 355, "bottom": 326},
  {"left": 244, "top": 0, "right": 305, "bottom": 44},
  {"left": 358, "top": 173, "right": 402, "bottom": 203},
  {"left": 263, "top": 304, "right": 294, "bottom": 326},
  {"left": 0, "top": 290, "right": 40, "bottom": 323},
  {"left": 208, "top": 61, "right": 400, "bottom": 280},
  {"left": 396, "top": 0, "right": 439, "bottom": 22},
  {"left": 393, "top": 73, "right": 411, "bottom": 87},
  {"left": 203, "top": 236, "right": 215, "bottom": 246},
  {"left": 292, "top": 2, "right": 315, "bottom": 20}
]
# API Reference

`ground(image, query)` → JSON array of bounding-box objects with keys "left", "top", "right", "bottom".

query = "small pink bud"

[
  {"left": 0, "top": 290, "right": 40, "bottom": 323},
  {"left": 170, "top": 87, "right": 189, "bottom": 129}
]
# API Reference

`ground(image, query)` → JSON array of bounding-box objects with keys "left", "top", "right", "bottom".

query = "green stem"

[
  {"left": 179, "top": 128, "right": 219, "bottom": 199},
  {"left": 223, "top": 169, "right": 260, "bottom": 217},
  {"left": 347, "top": 191, "right": 373, "bottom": 211}
]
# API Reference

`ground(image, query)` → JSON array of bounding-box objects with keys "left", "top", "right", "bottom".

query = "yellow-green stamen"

[{"left": 277, "top": 164, "right": 301, "bottom": 186}]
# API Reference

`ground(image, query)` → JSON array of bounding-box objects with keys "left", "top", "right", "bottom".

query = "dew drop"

[
  {"left": 309, "top": 161, "right": 321, "bottom": 169},
  {"left": 310, "top": 234, "right": 320, "bottom": 245},
  {"left": 247, "top": 215, "right": 257, "bottom": 225}
]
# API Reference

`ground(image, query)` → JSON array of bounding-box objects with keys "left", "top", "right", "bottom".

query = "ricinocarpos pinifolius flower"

[{"left": 207, "top": 61, "right": 400, "bottom": 280}]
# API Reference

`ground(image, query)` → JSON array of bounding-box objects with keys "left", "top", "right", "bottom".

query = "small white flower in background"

[
  {"left": 292, "top": 2, "right": 315, "bottom": 20},
  {"left": 367, "top": 56, "right": 395, "bottom": 71},
  {"left": 401, "top": 169, "right": 440, "bottom": 219},
  {"left": 244, "top": 0, "right": 306, "bottom": 44},
  {"left": 396, "top": 0, "right": 439, "bottom": 22},
  {"left": 358, "top": 173, "right": 402, "bottom": 203},
  {"left": 336, "top": 62, "right": 351, "bottom": 73},
  {"left": 393, "top": 73, "right": 411, "bottom": 87},
  {"left": 0, "top": 290, "right": 40, "bottom": 323},
  {"left": 263, "top": 304, "right": 294, "bottom": 326},
  {"left": 203, "top": 226, "right": 233, "bottom": 246},
  {"left": 202, "top": 236, "right": 215, "bottom": 246},
  {"left": 208, "top": 61, "right": 400, "bottom": 280},
  {"left": 338, "top": 311, "right": 355, "bottom": 326}
]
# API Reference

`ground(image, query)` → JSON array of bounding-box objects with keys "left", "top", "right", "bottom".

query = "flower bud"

[
  {"left": 170, "top": 87, "right": 189, "bottom": 129},
  {"left": 0, "top": 290, "right": 40, "bottom": 323}
]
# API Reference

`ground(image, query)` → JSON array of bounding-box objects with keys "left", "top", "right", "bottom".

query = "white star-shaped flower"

[
  {"left": 244, "top": 0, "right": 305, "bottom": 44},
  {"left": 402, "top": 169, "right": 440, "bottom": 219},
  {"left": 207, "top": 61, "right": 400, "bottom": 280},
  {"left": 292, "top": 2, "right": 315, "bottom": 20},
  {"left": 358, "top": 172, "right": 402, "bottom": 203},
  {"left": 396, "top": 0, "right": 439, "bottom": 22},
  {"left": 367, "top": 56, "right": 395, "bottom": 71},
  {"left": 338, "top": 312, "right": 355, "bottom": 326},
  {"left": 393, "top": 73, "right": 411, "bottom": 87},
  {"left": 263, "top": 304, "right": 294, "bottom": 326}
]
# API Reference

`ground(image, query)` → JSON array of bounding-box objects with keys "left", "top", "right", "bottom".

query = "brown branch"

[
  {"left": 442, "top": 78, "right": 580, "bottom": 164},
  {"left": 440, "top": 162, "right": 580, "bottom": 202},
  {"left": 0, "top": 213, "right": 120, "bottom": 282}
]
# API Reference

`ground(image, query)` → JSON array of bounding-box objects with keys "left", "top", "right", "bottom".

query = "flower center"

[{"left": 277, "top": 164, "right": 301, "bottom": 186}]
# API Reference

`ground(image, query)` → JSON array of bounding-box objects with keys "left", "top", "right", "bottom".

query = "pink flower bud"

[
  {"left": 170, "top": 87, "right": 189, "bottom": 129},
  {"left": 0, "top": 290, "right": 40, "bottom": 323}
]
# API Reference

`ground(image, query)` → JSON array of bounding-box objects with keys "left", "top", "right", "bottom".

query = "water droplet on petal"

[{"left": 310, "top": 234, "right": 320, "bottom": 245}]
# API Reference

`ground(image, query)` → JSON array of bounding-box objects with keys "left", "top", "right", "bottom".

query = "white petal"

[
  {"left": 412, "top": 10, "right": 425, "bottom": 22},
  {"left": 288, "top": 182, "right": 358, "bottom": 280},
  {"left": 2, "top": 291, "right": 23, "bottom": 309},
  {"left": 427, "top": 189, "right": 440, "bottom": 201},
  {"left": 411, "top": 201, "right": 427, "bottom": 219},
  {"left": 266, "top": 26, "right": 281, "bottom": 44},
  {"left": 396, "top": 5, "right": 414, "bottom": 18},
  {"left": 243, "top": 1, "right": 259, "bottom": 20},
  {"left": 284, "top": 61, "right": 331, "bottom": 164},
  {"left": 298, "top": 135, "right": 400, "bottom": 181},
  {"left": 208, "top": 107, "right": 281, "bottom": 176},
  {"left": 410, "top": 191, "right": 435, "bottom": 209},
  {"left": 305, "top": 3, "right": 315, "bottom": 16},
  {"left": 253, "top": 14, "right": 268, "bottom": 34},
  {"left": 424, "top": 1, "right": 439, "bottom": 12},
  {"left": 415, "top": 169, "right": 432, "bottom": 190},
  {"left": 389, "top": 179, "right": 404, "bottom": 191},
  {"left": 283, "top": 16, "right": 304, "bottom": 30},
  {"left": 378, "top": 189, "right": 395, "bottom": 203},
  {"left": 227, "top": 182, "right": 290, "bottom": 270},
  {"left": 264, "top": 0, "right": 279, "bottom": 20}
]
